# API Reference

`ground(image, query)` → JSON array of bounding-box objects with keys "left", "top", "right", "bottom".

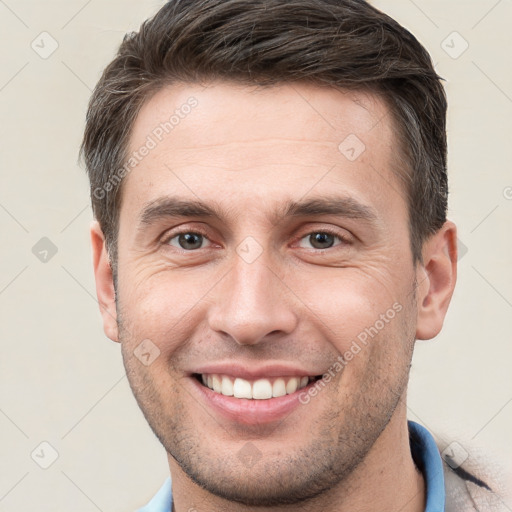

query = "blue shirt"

[{"left": 137, "top": 420, "right": 445, "bottom": 512}]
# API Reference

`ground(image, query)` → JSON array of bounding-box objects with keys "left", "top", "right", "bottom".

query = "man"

[{"left": 81, "top": 0, "right": 508, "bottom": 510}]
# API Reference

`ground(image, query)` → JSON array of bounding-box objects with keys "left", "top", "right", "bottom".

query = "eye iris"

[
  {"left": 179, "top": 233, "right": 203, "bottom": 250},
  {"left": 310, "top": 232, "right": 334, "bottom": 249}
]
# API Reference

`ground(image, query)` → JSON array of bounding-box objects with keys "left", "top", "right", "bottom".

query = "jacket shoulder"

[{"left": 436, "top": 437, "right": 512, "bottom": 511}]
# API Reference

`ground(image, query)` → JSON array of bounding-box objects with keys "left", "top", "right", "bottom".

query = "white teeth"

[
  {"left": 200, "top": 374, "right": 312, "bottom": 399},
  {"left": 221, "top": 375, "right": 234, "bottom": 396},
  {"left": 212, "top": 375, "right": 222, "bottom": 393},
  {"left": 233, "top": 378, "right": 252, "bottom": 399},
  {"left": 272, "top": 378, "right": 286, "bottom": 398},
  {"left": 286, "top": 377, "right": 298, "bottom": 394},
  {"left": 252, "top": 379, "right": 273, "bottom": 399}
]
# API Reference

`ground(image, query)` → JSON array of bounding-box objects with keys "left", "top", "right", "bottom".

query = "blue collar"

[
  {"left": 137, "top": 477, "right": 172, "bottom": 512},
  {"left": 138, "top": 421, "right": 445, "bottom": 511},
  {"left": 408, "top": 420, "right": 446, "bottom": 511}
]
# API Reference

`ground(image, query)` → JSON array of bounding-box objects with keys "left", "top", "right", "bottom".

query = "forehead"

[
  {"left": 129, "top": 80, "right": 391, "bottom": 155},
  {"left": 122, "top": 81, "right": 404, "bottom": 222}
]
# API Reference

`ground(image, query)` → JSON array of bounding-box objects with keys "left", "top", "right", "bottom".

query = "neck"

[{"left": 168, "top": 408, "right": 425, "bottom": 512}]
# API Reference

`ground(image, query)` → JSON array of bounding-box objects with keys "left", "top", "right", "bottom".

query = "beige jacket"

[{"left": 441, "top": 442, "right": 511, "bottom": 511}]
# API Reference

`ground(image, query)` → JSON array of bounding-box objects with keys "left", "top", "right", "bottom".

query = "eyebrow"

[
  {"left": 274, "top": 196, "right": 377, "bottom": 225},
  {"left": 137, "top": 195, "right": 377, "bottom": 229}
]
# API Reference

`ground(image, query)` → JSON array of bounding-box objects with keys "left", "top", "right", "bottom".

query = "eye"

[
  {"left": 166, "top": 231, "right": 212, "bottom": 251},
  {"left": 297, "top": 230, "right": 348, "bottom": 250}
]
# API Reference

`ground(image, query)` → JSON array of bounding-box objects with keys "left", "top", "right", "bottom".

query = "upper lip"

[{"left": 190, "top": 363, "right": 323, "bottom": 380}]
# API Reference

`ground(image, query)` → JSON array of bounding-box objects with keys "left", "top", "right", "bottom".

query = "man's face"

[{"left": 113, "top": 82, "right": 421, "bottom": 504}]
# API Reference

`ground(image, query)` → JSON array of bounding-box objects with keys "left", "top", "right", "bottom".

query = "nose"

[{"left": 206, "top": 250, "right": 298, "bottom": 346}]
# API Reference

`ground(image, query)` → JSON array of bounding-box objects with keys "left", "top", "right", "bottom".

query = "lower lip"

[{"left": 189, "top": 377, "right": 314, "bottom": 425}]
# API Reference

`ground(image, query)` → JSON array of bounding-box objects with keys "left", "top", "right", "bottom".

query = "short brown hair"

[{"left": 81, "top": 0, "right": 447, "bottom": 269}]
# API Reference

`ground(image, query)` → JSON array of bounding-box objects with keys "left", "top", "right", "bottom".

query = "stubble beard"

[{"left": 116, "top": 289, "right": 418, "bottom": 506}]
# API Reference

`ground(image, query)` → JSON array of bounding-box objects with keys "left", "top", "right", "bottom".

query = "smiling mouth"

[{"left": 193, "top": 373, "right": 322, "bottom": 400}]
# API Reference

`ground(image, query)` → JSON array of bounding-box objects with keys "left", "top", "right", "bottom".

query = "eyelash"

[{"left": 161, "top": 227, "right": 351, "bottom": 251}]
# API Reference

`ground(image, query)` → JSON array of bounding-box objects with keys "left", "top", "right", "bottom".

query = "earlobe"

[
  {"left": 415, "top": 221, "right": 458, "bottom": 340},
  {"left": 90, "top": 221, "right": 119, "bottom": 342}
]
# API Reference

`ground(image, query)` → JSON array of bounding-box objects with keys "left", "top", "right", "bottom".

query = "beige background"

[{"left": 0, "top": 0, "right": 511, "bottom": 510}]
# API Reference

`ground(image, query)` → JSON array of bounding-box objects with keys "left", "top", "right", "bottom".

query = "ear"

[
  {"left": 90, "top": 221, "right": 119, "bottom": 342},
  {"left": 415, "top": 220, "right": 458, "bottom": 340}
]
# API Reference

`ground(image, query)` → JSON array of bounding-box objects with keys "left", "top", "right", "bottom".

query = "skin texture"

[{"left": 91, "top": 81, "right": 457, "bottom": 511}]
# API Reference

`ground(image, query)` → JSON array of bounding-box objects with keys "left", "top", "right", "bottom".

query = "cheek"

[
  {"left": 116, "top": 269, "right": 211, "bottom": 356},
  {"left": 293, "top": 270, "right": 402, "bottom": 350},
  {"left": 334, "top": 306, "right": 414, "bottom": 407}
]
